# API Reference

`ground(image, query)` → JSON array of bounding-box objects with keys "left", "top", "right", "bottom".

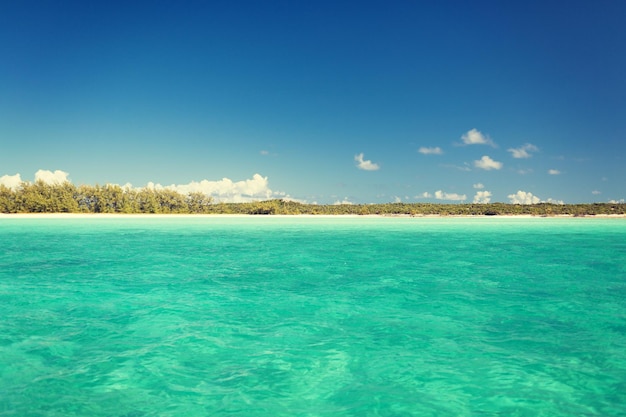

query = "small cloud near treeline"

[{"left": 1, "top": 169, "right": 289, "bottom": 203}]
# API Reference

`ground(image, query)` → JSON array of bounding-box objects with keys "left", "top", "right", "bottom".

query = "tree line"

[
  {"left": 0, "top": 182, "right": 213, "bottom": 214},
  {"left": 1, "top": 181, "right": 624, "bottom": 216}
]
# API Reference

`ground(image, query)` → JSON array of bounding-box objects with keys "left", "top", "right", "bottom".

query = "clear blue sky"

[{"left": 1, "top": 0, "right": 624, "bottom": 204}]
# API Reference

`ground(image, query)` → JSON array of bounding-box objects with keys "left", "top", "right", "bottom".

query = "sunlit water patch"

[{"left": 1, "top": 216, "right": 625, "bottom": 416}]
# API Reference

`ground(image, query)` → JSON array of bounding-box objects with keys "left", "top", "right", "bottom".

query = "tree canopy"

[{"left": 0, "top": 181, "right": 624, "bottom": 216}]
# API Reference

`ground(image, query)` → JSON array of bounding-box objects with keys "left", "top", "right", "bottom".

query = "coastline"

[{"left": 1, "top": 213, "right": 624, "bottom": 219}]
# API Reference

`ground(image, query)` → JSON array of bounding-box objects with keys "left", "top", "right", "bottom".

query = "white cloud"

[
  {"left": 156, "top": 174, "right": 285, "bottom": 203},
  {"left": 474, "top": 155, "right": 503, "bottom": 170},
  {"left": 416, "top": 192, "right": 433, "bottom": 199},
  {"left": 333, "top": 198, "right": 354, "bottom": 205},
  {"left": 1, "top": 170, "right": 71, "bottom": 189},
  {"left": 609, "top": 199, "right": 625, "bottom": 204},
  {"left": 592, "top": 190, "right": 601, "bottom": 195},
  {"left": 461, "top": 128, "right": 495, "bottom": 146},
  {"left": 473, "top": 191, "right": 492, "bottom": 203},
  {"left": 260, "top": 150, "right": 269, "bottom": 155},
  {"left": 508, "top": 190, "right": 540, "bottom": 204},
  {"left": 354, "top": 153, "right": 380, "bottom": 171},
  {"left": 435, "top": 190, "right": 467, "bottom": 201},
  {"left": 4, "top": 170, "right": 290, "bottom": 203},
  {"left": 508, "top": 143, "right": 538, "bottom": 159},
  {"left": 418, "top": 146, "right": 443, "bottom": 155},
  {"left": 0, "top": 173, "right": 22, "bottom": 190},
  {"left": 548, "top": 169, "right": 561, "bottom": 175},
  {"left": 517, "top": 168, "right": 533, "bottom": 175},
  {"left": 473, "top": 183, "right": 484, "bottom": 189},
  {"left": 35, "top": 169, "right": 70, "bottom": 185},
  {"left": 545, "top": 198, "right": 564, "bottom": 205}
]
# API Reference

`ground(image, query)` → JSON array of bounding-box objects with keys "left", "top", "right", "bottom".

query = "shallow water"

[{"left": 1, "top": 217, "right": 625, "bottom": 416}]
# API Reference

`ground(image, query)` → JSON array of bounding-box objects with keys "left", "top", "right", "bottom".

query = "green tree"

[
  {"left": 136, "top": 189, "right": 161, "bottom": 213},
  {"left": 155, "top": 189, "right": 188, "bottom": 213},
  {"left": 186, "top": 192, "right": 213, "bottom": 213},
  {"left": 0, "top": 185, "right": 17, "bottom": 213},
  {"left": 16, "top": 181, "right": 78, "bottom": 212}
]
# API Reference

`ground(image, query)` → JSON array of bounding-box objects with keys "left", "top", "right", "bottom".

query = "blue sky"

[{"left": 1, "top": 0, "right": 624, "bottom": 204}]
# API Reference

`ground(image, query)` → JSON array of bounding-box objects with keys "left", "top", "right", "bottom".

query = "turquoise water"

[{"left": 1, "top": 216, "right": 626, "bottom": 416}]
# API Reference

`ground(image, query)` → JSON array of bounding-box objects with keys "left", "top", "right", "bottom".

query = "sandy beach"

[{"left": 1, "top": 213, "right": 624, "bottom": 219}]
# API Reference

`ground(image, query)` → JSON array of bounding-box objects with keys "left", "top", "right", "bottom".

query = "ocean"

[{"left": 1, "top": 216, "right": 625, "bottom": 416}]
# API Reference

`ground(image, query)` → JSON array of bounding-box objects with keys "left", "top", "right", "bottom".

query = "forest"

[{"left": 1, "top": 181, "right": 624, "bottom": 216}]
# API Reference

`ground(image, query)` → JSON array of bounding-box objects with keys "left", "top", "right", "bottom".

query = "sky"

[{"left": 1, "top": 0, "right": 625, "bottom": 204}]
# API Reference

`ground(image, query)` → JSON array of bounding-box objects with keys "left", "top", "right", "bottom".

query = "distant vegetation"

[{"left": 1, "top": 181, "right": 624, "bottom": 216}]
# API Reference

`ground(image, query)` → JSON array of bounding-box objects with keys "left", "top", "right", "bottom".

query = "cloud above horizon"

[
  {"left": 473, "top": 190, "right": 492, "bottom": 203},
  {"left": 1, "top": 170, "right": 71, "bottom": 189},
  {"left": 545, "top": 198, "right": 565, "bottom": 205},
  {"left": 35, "top": 169, "right": 70, "bottom": 184},
  {"left": 474, "top": 155, "right": 503, "bottom": 170},
  {"left": 418, "top": 146, "right": 443, "bottom": 155},
  {"left": 508, "top": 190, "right": 540, "bottom": 204},
  {"left": 435, "top": 190, "right": 467, "bottom": 201},
  {"left": 548, "top": 169, "right": 561, "bottom": 175},
  {"left": 332, "top": 198, "right": 354, "bottom": 205},
  {"left": 508, "top": 143, "right": 539, "bottom": 158},
  {"left": 0, "top": 173, "right": 22, "bottom": 190},
  {"left": 354, "top": 153, "right": 380, "bottom": 171},
  {"left": 1, "top": 170, "right": 287, "bottom": 203},
  {"left": 461, "top": 129, "right": 495, "bottom": 146},
  {"left": 148, "top": 174, "right": 286, "bottom": 203}
]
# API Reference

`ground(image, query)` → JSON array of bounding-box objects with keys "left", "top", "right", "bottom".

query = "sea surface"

[{"left": 1, "top": 216, "right": 625, "bottom": 416}]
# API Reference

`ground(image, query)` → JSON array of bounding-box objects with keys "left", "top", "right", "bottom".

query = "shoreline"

[{"left": 1, "top": 213, "right": 625, "bottom": 219}]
